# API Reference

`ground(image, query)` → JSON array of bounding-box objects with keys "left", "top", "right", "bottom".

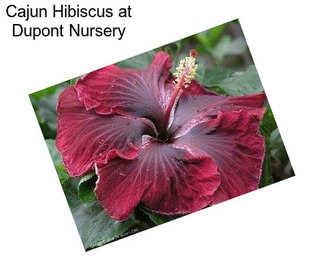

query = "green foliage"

[
  {"left": 202, "top": 65, "right": 264, "bottom": 95},
  {"left": 212, "top": 35, "right": 247, "bottom": 61},
  {"left": 270, "top": 129, "right": 287, "bottom": 161},
  {"left": 195, "top": 62, "right": 206, "bottom": 83},
  {"left": 158, "top": 40, "right": 183, "bottom": 64},
  {"left": 45, "top": 139, "right": 69, "bottom": 184},
  {"left": 62, "top": 178, "right": 137, "bottom": 251},
  {"left": 260, "top": 108, "right": 277, "bottom": 137},
  {"left": 78, "top": 172, "right": 97, "bottom": 204},
  {"left": 141, "top": 207, "right": 179, "bottom": 225},
  {"left": 45, "top": 141, "right": 138, "bottom": 250},
  {"left": 259, "top": 109, "right": 294, "bottom": 187},
  {"left": 270, "top": 128, "right": 293, "bottom": 179},
  {"left": 201, "top": 66, "right": 236, "bottom": 89},
  {"left": 261, "top": 147, "right": 274, "bottom": 187},
  {"left": 116, "top": 50, "right": 154, "bottom": 69},
  {"left": 194, "top": 24, "right": 225, "bottom": 50},
  {"left": 259, "top": 109, "right": 277, "bottom": 187},
  {"left": 29, "top": 79, "right": 78, "bottom": 138},
  {"left": 217, "top": 65, "right": 263, "bottom": 94}
]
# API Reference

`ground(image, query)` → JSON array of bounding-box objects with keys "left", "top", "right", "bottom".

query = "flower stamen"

[
  {"left": 173, "top": 49, "right": 198, "bottom": 89},
  {"left": 159, "top": 50, "right": 198, "bottom": 139}
]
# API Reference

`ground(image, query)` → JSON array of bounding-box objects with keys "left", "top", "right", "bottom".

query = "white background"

[{"left": 0, "top": 0, "right": 322, "bottom": 270}]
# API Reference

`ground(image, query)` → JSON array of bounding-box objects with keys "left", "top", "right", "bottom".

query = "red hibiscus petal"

[
  {"left": 74, "top": 52, "right": 173, "bottom": 129},
  {"left": 170, "top": 80, "right": 266, "bottom": 136},
  {"left": 174, "top": 110, "right": 265, "bottom": 203},
  {"left": 95, "top": 139, "right": 221, "bottom": 221},
  {"left": 56, "top": 86, "right": 153, "bottom": 177},
  {"left": 181, "top": 79, "right": 217, "bottom": 97},
  {"left": 94, "top": 154, "right": 147, "bottom": 221}
]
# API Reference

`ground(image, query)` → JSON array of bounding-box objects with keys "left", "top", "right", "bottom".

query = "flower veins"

[{"left": 56, "top": 50, "right": 266, "bottom": 221}]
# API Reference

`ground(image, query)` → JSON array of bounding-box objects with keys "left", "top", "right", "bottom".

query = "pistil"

[{"left": 159, "top": 50, "right": 198, "bottom": 139}]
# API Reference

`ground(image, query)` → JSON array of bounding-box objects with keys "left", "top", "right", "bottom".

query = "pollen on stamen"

[{"left": 173, "top": 49, "right": 198, "bottom": 89}]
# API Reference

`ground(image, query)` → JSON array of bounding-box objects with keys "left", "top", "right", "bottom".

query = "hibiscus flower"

[{"left": 56, "top": 50, "right": 266, "bottom": 221}]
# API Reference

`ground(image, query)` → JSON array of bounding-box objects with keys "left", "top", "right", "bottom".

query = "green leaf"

[
  {"left": 35, "top": 95, "right": 58, "bottom": 131},
  {"left": 259, "top": 108, "right": 277, "bottom": 187},
  {"left": 259, "top": 109, "right": 294, "bottom": 187},
  {"left": 159, "top": 41, "right": 182, "bottom": 57},
  {"left": 78, "top": 172, "right": 97, "bottom": 204},
  {"left": 45, "top": 143, "right": 138, "bottom": 250},
  {"left": 141, "top": 207, "right": 179, "bottom": 225},
  {"left": 270, "top": 128, "right": 288, "bottom": 162},
  {"left": 116, "top": 50, "right": 155, "bottom": 69},
  {"left": 202, "top": 65, "right": 264, "bottom": 95},
  {"left": 260, "top": 140, "right": 274, "bottom": 188},
  {"left": 29, "top": 78, "right": 78, "bottom": 101},
  {"left": 270, "top": 128, "right": 294, "bottom": 179},
  {"left": 30, "top": 83, "right": 68, "bottom": 138},
  {"left": 195, "top": 24, "right": 225, "bottom": 49},
  {"left": 259, "top": 109, "right": 294, "bottom": 186},
  {"left": 45, "top": 139, "right": 69, "bottom": 184},
  {"left": 216, "top": 65, "right": 264, "bottom": 95},
  {"left": 62, "top": 178, "right": 137, "bottom": 251},
  {"left": 67, "top": 77, "right": 80, "bottom": 86},
  {"left": 260, "top": 108, "right": 277, "bottom": 137},
  {"left": 195, "top": 62, "right": 206, "bottom": 83},
  {"left": 29, "top": 85, "right": 58, "bottom": 101},
  {"left": 202, "top": 66, "right": 235, "bottom": 88},
  {"left": 212, "top": 35, "right": 247, "bottom": 60}
]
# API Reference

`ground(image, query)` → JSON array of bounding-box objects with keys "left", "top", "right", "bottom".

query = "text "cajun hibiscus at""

[{"left": 56, "top": 50, "right": 266, "bottom": 221}]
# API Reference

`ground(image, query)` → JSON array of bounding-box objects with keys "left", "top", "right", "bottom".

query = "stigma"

[{"left": 173, "top": 49, "right": 198, "bottom": 89}]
